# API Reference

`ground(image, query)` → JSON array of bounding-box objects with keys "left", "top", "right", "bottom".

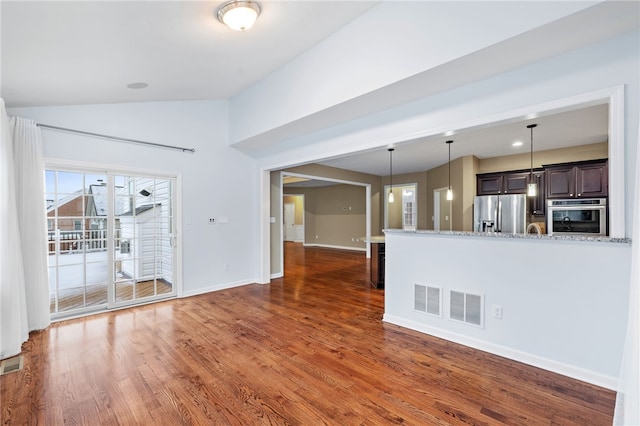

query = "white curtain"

[
  {"left": 0, "top": 99, "right": 50, "bottom": 359},
  {"left": 614, "top": 124, "right": 640, "bottom": 424},
  {"left": 10, "top": 115, "right": 51, "bottom": 331}
]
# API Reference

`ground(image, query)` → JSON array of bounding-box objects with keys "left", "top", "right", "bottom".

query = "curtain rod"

[{"left": 36, "top": 123, "right": 196, "bottom": 153}]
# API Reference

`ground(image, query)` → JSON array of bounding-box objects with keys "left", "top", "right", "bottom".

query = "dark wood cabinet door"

[
  {"left": 370, "top": 243, "right": 385, "bottom": 289},
  {"left": 576, "top": 163, "right": 608, "bottom": 198},
  {"left": 477, "top": 174, "right": 502, "bottom": 195},
  {"left": 546, "top": 161, "right": 608, "bottom": 199},
  {"left": 503, "top": 172, "right": 529, "bottom": 194},
  {"left": 546, "top": 166, "right": 575, "bottom": 198}
]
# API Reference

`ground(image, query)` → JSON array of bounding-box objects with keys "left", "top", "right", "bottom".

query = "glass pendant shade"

[
  {"left": 446, "top": 188, "right": 453, "bottom": 201},
  {"left": 388, "top": 190, "right": 395, "bottom": 203},
  {"left": 527, "top": 183, "right": 538, "bottom": 197}
]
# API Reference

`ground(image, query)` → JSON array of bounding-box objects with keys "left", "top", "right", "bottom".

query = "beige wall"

[
  {"left": 477, "top": 141, "right": 608, "bottom": 173},
  {"left": 270, "top": 171, "right": 282, "bottom": 275},
  {"left": 382, "top": 171, "right": 428, "bottom": 230},
  {"left": 284, "top": 164, "right": 381, "bottom": 234},
  {"left": 283, "top": 195, "right": 304, "bottom": 225},
  {"left": 426, "top": 156, "right": 471, "bottom": 231},
  {"left": 274, "top": 142, "right": 609, "bottom": 251},
  {"left": 284, "top": 184, "right": 366, "bottom": 249}
]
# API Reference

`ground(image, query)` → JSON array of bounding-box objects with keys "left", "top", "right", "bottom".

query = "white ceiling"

[
  {"left": 0, "top": 1, "right": 625, "bottom": 180},
  {"left": 318, "top": 103, "right": 609, "bottom": 176},
  {"left": 1, "top": 1, "right": 378, "bottom": 107}
]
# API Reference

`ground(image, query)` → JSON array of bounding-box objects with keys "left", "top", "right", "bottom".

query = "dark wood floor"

[{"left": 1, "top": 242, "right": 615, "bottom": 425}]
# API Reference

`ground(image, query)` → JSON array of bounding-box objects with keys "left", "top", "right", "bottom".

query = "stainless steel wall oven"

[{"left": 547, "top": 198, "right": 607, "bottom": 236}]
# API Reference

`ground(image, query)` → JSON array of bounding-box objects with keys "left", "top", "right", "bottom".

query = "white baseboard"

[
  {"left": 270, "top": 272, "right": 283, "bottom": 279},
  {"left": 382, "top": 314, "right": 618, "bottom": 391},
  {"left": 181, "top": 279, "right": 256, "bottom": 298},
  {"left": 303, "top": 243, "right": 366, "bottom": 252}
]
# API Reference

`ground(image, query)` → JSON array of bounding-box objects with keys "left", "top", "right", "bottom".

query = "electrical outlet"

[
  {"left": 492, "top": 305, "right": 503, "bottom": 319},
  {"left": 208, "top": 217, "right": 216, "bottom": 224},
  {"left": 223, "top": 263, "right": 229, "bottom": 271}
]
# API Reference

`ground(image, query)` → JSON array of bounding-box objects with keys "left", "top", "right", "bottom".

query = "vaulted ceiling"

[{"left": 2, "top": 1, "right": 637, "bottom": 176}]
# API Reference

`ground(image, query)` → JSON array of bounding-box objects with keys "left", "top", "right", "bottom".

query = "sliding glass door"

[
  {"left": 46, "top": 167, "right": 177, "bottom": 318},
  {"left": 111, "top": 174, "right": 175, "bottom": 308}
]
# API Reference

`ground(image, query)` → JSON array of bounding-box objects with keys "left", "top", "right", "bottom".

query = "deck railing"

[{"left": 48, "top": 229, "right": 120, "bottom": 254}]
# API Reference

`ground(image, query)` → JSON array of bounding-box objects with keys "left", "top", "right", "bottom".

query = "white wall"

[
  {"left": 254, "top": 26, "right": 639, "bottom": 393},
  {"left": 258, "top": 30, "right": 639, "bottom": 236},
  {"left": 229, "top": 1, "right": 595, "bottom": 147},
  {"left": 8, "top": 100, "right": 260, "bottom": 296},
  {"left": 384, "top": 231, "right": 631, "bottom": 389}
]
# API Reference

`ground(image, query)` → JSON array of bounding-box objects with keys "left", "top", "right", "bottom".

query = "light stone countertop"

[
  {"left": 361, "top": 236, "right": 385, "bottom": 243},
  {"left": 383, "top": 229, "right": 631, "bottom": 244}
]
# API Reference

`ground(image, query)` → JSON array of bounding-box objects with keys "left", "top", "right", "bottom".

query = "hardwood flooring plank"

[{"left": 1, "top": 242, "right": 615, "bottom": 425}]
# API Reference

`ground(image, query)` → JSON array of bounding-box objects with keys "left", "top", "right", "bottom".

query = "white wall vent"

[
  {"left": 449, "top": 290, "right": 484, "bottom": 327},
  {"left": 414, "top": 284, "right": 441, "bottom": 317},
  {"left": 0, "top": 355, "right": 23, "bottom": 375}
]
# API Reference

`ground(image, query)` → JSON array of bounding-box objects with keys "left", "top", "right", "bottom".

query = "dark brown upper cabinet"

[
  {"left": 545, "top": 159, "right": 608, "bottom": 199},
  {"left": 477, "top": 171, "right": 532, "bottom": 195}
]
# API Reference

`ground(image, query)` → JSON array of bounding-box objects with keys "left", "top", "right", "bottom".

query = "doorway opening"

[
  {"left": 283, "top": 195, "right": 305, "bottom": 243},
  {"left": 384, "top": 183, "right": 417, "bottom": 231},
  {"left": 433, "top": 187, "right": 452, "bottom": 231},
  {"left": 275, "top": 172, "right": 371, "bottom": 279}
]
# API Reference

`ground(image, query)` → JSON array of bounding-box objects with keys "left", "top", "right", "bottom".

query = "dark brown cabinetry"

[
  {"left": 370, "top": 242, "right": 385, "bottom": 289},
  {"left": 476, "top": 173, "right": 502, "bottom": 195},
  {"left": 545, "top": 160, "right": 608, "bottom": 199},
  {"left": 477, "top": 171, "right": 531, "bottom": 195},
  {"left": 477, "top": 170, "right": 545, "bottom": 215},
  {"left": 503, "top": 172, "right": 530, "bottom": 194}
]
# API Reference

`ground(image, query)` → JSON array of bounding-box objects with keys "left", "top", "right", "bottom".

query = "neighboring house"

[
  {"left": 47, "top": 189, "right": 89, "bottom": 252},
  {"left": 47, "top": 184, "right": 125, "bottom": 252}
]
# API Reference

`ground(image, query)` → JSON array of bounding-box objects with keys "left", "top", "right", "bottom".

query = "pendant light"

[
  {"left": 527, "top": 124, "right": 538, "bottom": 197},
  {"left": 446, "top": 140, "right": 453, "bottom": 201},
  {"left": 388, "top": 148, "right": 395, "bottom": 203}
]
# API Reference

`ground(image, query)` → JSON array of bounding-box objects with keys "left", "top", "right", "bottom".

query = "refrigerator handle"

[{"left": 496, "top": 200, "right": 502, "bottom": 232}]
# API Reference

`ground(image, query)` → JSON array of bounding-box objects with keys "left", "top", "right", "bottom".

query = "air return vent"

[
  {"left": 0, "top": 355, "right": 23, "bottom": 375},
  {"left": 450, "top": 290, "right": 483, "bottom": 327},
  {"left": 414, "top": 284, "right": 441, "bottom": 317}
]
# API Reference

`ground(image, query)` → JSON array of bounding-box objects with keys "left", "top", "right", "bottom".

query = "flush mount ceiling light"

[{"left": 217, "top": 0, "right": 261, "bottom": 31}]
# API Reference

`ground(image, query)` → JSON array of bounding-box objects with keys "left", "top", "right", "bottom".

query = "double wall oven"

[{"left": 547, "top": 198, "right": 607, "bottom": 236}]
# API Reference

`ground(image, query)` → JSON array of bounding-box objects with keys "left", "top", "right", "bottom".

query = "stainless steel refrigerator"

[{"left": 473, "top": 194, "right": 527, "bottom": 234}]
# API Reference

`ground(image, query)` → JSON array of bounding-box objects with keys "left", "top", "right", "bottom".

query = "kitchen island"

[{"left": 368, "top": 236, "right": 385, "bottom": 289}]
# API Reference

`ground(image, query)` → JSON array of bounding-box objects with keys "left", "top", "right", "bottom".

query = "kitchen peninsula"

[
  {"left": 382, "top": 228, "right": 631, "bottom": 392},
  {"left": 368, "top": 236, "right": 385, "bottom": 289}
]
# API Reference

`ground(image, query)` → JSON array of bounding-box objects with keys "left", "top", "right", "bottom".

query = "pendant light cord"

[
  {"left": 446, "top": 140, "right": 453, "bottom": 190},
  {"left": 448, "top": 143, "right": 451, "bottom": 189},
  {"left": 388, "top": 148, "right": 394, "bottom": 196}
]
